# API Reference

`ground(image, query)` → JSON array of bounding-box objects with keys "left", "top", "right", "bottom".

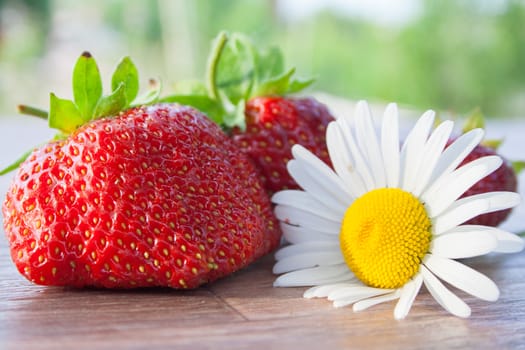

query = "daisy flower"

[{"left": 272, "top": 101, "right": 524, "bottom": 319}]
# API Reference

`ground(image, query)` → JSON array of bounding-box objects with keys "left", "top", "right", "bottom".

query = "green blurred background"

[{"left": 1, "top": 0, "right": 525, "bottom": 118}]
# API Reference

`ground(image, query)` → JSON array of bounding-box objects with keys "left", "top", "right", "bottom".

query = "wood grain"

[{"left": 1, "top": 230, "right": 525, "bottom": 350}]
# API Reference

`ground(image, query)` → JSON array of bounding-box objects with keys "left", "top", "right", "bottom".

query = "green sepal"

[
  {"left": 481, "top": 138, "right": 504, "bottom": 150},
  {"left": 206, "top": 31, "right": 315, "bottom": 129},
  {"left": 171, "top": 80, "right": 208, "bottom": 95},
  {"left": 213, "top": 33, "right": 256, "bottom": 106},
  {"left": 161, "top": 31, "right": 316, "bottom": 131},
  {"left": 72, "top": 52, "right": 103, "bottom": 121},
  {"left": 93, "top": 83, "right": 128, "bottom": 119},
  {"left": 288, "top": 77, "right": 315, "bottom": 94},
  {"left": 0, "top": 150, "right": 33, "bottom": 175},
  {"left": 160, "top": 94, "right": 225, "bottom": 124},
  {"left": 255, "top": 46, "right": 284, "bottom": 82},
  {"left": 223, "top": 100, "right": 246, "bottom": 130},
  {"left": 49, "top": 93, "right": 84, "bottom": 134},
  {"left": 253, "top": 68, "right": 297, "bottom": 97},
  {"left": 132, "top": 79, "right": 162, "bottom": 106},
  {"left": 512, "top": 160, "right": 525, "bottom": 175},
  {"left": 112, "top": 56, "right": 139, "bottom": 105},
  {"left": 462, "top": 107, "right": 485, "bottom": 133},
  {"left": 1, "top": 52, "right": 160, "bottom": 176}
]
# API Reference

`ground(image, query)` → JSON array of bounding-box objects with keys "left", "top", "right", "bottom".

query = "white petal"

[
  {"left": 428, "top": 128, "right": 484, "bottom": 185},
  {"left": 430, "top": 228, "right": 497, "bottom": 259},
  {"left": 353, "top": 291, "right": 401, "bottom": 312},
  {"left": 400, "top": 110, "right": 435, "bottom": 192},
  {"left": 273, "top": 251, "right": 343, "bottom": 274},
  {"left": 381, "top": 103, "right": 400, "bottom": 188},
  {"left": 355, "top": 101, "right": 386, "bottom": 188},
  {"left": 333, "top": 288, "right": 393, "bottom": 308},
  {"left": 273, "top": 264, "right": 353, "bottom": 287},
  {"left": 280, "top": 222, "right": 337, "bottom": 244},
  {"left": 336, "top": 114, "right": 376, "bottom": 191},
  {"left": 433, "top": 192, "right": 521, "bottom": 235},
  {"left": 328, "top": 285, "right": 393, "bottom": 301},
  {"left": 411, "top": 120, "right": 454, "bottom": 196},
  {"left": 326, "top": 122, "right": 366, "bottom": 198},
  {"left": 287, "top": 159, "right": 347, "bottom": 214},
  {"left": 491, "top": 228, "right": 525, "bottom": 253},
  {"left": 423, "top": 156, "right": 502, "bottom": 217},
  {"left": 424, "top": 254, "right": 499, "bottom": 301},
  {"left": 421, "top": 265, "right": 471, "bottom": 318},
  {"left": 393, "top": 273, "right": 424, "bottom": 320},
  {"left": 274, "top": 205, "right": 342, "bottom": 234},
  {"left": 304, "top": 283, "right": 356, "bottom": 299},
  {"left": 272, "top": 190, "right": 345, "bottom": 222},
  {"left": 292, "top": 145, "right": 353, "bottom": 205},
  {"left": 275, "top": 241, "right": 340, "bottom": 261},
  {"left": 439, "top": 225, "right": 524, "bottom": 254}
]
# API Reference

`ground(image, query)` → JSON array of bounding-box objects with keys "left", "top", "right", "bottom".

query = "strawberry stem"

[
  {"left": 17, "top": 104, "right": 48, "bottom": 120},
  {"left": 206, "top": 31, "right": 228, "bottom": 101}
]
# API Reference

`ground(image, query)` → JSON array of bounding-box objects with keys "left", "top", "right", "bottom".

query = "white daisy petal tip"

[
  {"left": 485, "top": 227, "right": 525, "bottom": 253},
  {"left": 303, "top": 286, "right": 320, "bottom": 299}
]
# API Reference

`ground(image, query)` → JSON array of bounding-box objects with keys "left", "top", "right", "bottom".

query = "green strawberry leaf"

[
  {"left": 93, "top": 82, "right": 128, "bottom": 119},
  {"left": 254, "top": 46, "right": 285, "bottom": 82},
  {"left": 512, "top": 160, "right": 525, "bottom": 175},
  {"left": 72, "top": 52, "right": 103, "bottom": 121},
  {"left": 288, "top": 77, "right": 315, "bottom": 94},
  {"left": 253, "top": 68, "right": 296, "bottom": 96},
  {"left": 112, "top": 56, "right": 139, "bottom": 105},
  {"left": 161, "top": 94, "right": 225, "bottom": 124},
  {"left": 49, "top": 93, "right": 84, "bottom": 133},
  {"left": 172, "top": 80, "right": 208, "bottom": 95},
  {"left": 222, "top": 100, "right": 247, "bottom": 130},
  {"left": 132, "top": 79, "right": 162, "bottom": 106},
  {"left": 214, "top": 33, "right": 256, "bottom": 105},
  {"left": 462, "top": 107, "right": 485, "bottom": 133},
  {"left": 518, "top": 231, "right": 525, "bottom": 238},
  {"left": 0, "top": 150, "right": 33, "bottom": 175},
  {"left": 1, "top": 52, "right": 162, "bottom": 176},
  {"left": 481, "top": 138, "right": 504, "bottom": 150},
  {"left": 163, "top": 31, "right": 315, "bottom": 131}
]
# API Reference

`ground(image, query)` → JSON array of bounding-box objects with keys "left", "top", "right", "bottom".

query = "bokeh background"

[{"left": 1, "top": 0, "right": 525, "bottom": 119}]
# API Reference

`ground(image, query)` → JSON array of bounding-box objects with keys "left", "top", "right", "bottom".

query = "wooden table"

[
  {"left": 1, "top": 107, "right": 525, "bottom": 349},
  {"left": 1, "top": 232, "right": 524, "bottom": 349}
]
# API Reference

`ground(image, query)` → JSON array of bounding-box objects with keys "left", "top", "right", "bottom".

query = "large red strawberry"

[
  {"left": 1, "top": 52, "right": 281, "bottom": 288},
  {"left": 164, "top": 32, "right": 334, "bottom": 194}
]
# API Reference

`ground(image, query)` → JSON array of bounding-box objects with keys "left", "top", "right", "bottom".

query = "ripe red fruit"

[
  {"left": 231, "top": 96, "right": 333, "bottom": 194},
  {"left": 458, "top": 142, "right": 518, "bottom": 227},
  {"left": 1, "top": 53, "right": 281, "bottom": 288},
  {"left": 3, "top": 104, "right": 281, "bottom": 288},
  {"left": 164, "top": 32, "right": 335, "bottom": 195}
]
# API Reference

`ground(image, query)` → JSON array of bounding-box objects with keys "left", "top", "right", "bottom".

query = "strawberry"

[
  {"left": 1, "top": 52, "right": 281, "bottom": 288},
  {"left": 231, "top": 96, "right": 333, "bottom": 194},
  {"left": 458, "top": 142, "right": 517, "bottom": 226},
  {"left": 451, "top": 109, "right": 521, "bottom": 227},
  {"left": 164, "top": 32, "right": 334, "bottom": 194}
]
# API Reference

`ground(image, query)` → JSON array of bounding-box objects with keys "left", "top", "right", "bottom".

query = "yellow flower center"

[{"left": 340, "top": 188, "right": 431, "bottom": 289}]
